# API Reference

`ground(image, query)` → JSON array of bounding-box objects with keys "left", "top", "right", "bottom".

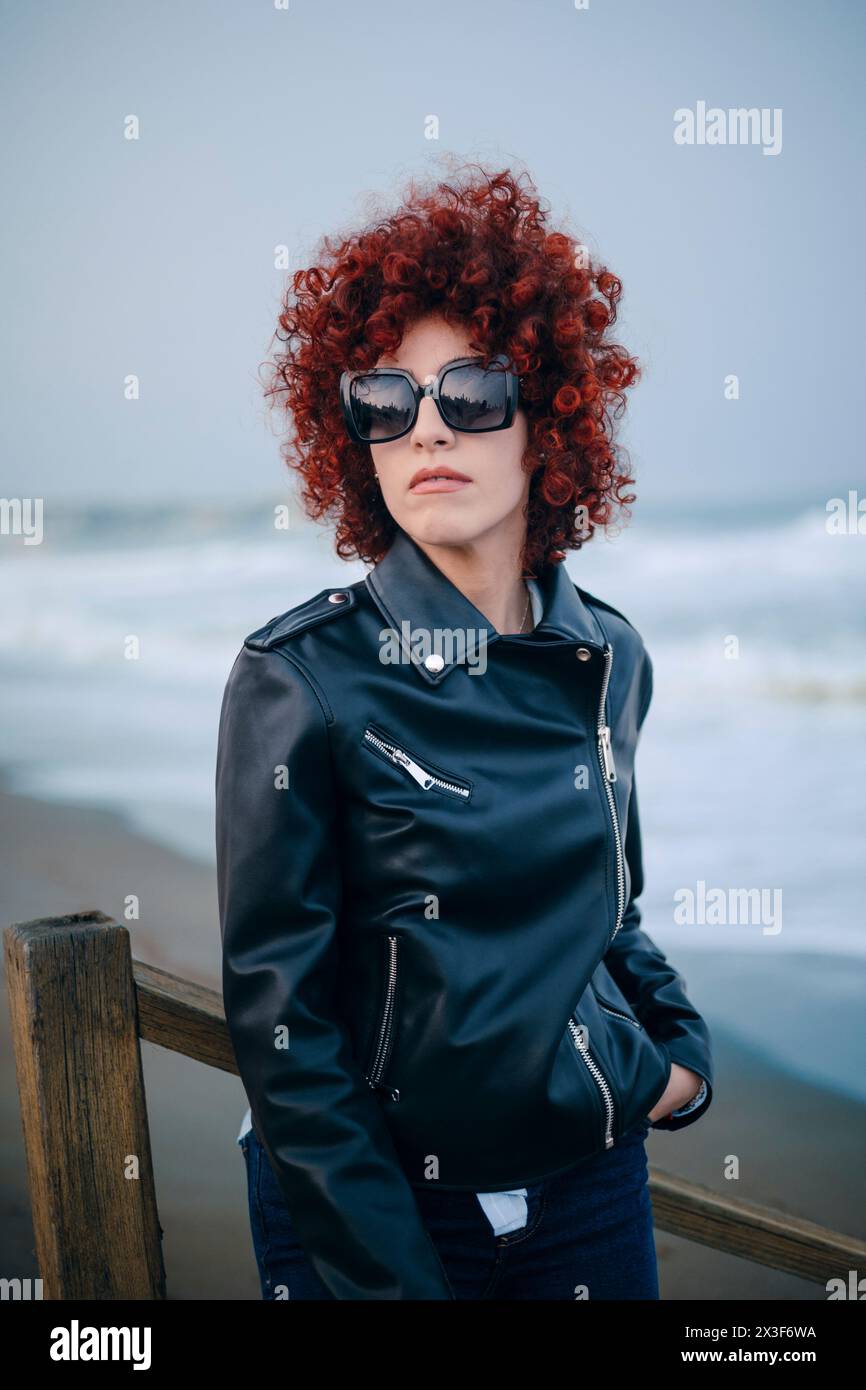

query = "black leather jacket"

[{"left": 216, "top": 526, "right": 714, "bottom": 1299}]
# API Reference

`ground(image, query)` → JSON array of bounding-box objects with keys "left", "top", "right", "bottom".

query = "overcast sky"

[{"left": 1, "top": 0, "right": 863, "bottom": 509}]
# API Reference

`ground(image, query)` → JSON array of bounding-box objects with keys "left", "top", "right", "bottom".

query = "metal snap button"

[
  {"left": 328, "top": 592, "right": 348, "bottom": 604},
  {"left": 424, "top": 653, "right": 445, "bottom": 673},
  {"left": 575, "top": 647, "right": 592, "bottom": 661}
]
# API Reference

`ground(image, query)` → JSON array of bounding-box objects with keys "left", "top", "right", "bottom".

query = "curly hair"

[{"left": 261, "top": 159, "right": 640, "bottom": 575}]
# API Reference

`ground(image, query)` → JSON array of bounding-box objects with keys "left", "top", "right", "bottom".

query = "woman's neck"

[{"left": 412, "top": 533, "right": 532, "bottom": 635}]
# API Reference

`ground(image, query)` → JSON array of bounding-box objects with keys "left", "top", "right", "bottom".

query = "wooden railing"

[{"left": 4, "top": 911, "right": 864, "bottom": 1299}]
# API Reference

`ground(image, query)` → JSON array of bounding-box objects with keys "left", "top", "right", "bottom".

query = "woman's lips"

[{"left": 409, "top": 476, "right": 472, "bottom": 494}]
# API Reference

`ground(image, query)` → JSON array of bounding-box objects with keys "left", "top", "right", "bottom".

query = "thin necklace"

[{"left": 518, "top": 583, "right": 531, "bottom": 634}]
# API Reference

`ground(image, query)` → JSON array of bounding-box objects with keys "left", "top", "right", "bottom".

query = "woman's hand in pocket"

[{"left": 646, "top": 1062, "right": 704, "bottom": 1123}]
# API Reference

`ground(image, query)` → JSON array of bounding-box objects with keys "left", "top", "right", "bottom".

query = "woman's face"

[{"left": 368, "top": 314, "right": 530, "bottom": 553}]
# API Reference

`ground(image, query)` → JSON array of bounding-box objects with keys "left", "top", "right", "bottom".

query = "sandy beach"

[{"left": 1, "top": 779, "right": 864, "bottom": 1301}]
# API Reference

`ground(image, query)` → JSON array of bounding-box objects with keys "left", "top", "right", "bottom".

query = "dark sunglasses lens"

[
  {"left": 439, "top": 362, "right": 509, "bottom": 430},
  {"left": 350, "top": 374, "right": 415, "bottom": 441}
]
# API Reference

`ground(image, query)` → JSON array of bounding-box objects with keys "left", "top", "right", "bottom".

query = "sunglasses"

[{"left": 339, "top": 353, "right": 520, "bottom": 444}]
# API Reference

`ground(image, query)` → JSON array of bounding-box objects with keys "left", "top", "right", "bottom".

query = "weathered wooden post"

[{"left": 3, "top": 910, "right": 166, "bottom": 1299}]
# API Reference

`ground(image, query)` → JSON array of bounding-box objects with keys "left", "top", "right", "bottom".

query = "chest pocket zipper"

[
  {"left": 567, "top": 1016, "right": 616, "bottom": 1149},
  {"left": 362, "top": 724, "right": 472, "bottom": 801},
  {"left": 365, "top": 934, "right": 401, "bottom": 1102},
  {"left": 594, "top": 994, "right": 642, "bottom": 1030}
]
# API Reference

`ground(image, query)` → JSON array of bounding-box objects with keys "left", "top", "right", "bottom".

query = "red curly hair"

[{"left": 261, "top": 160, "right": 640, "bottom": 575}]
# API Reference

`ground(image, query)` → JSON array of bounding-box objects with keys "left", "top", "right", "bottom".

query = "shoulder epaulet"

[
  {"left": 244, "top": 586, "right": 359, "bottom": 651},
  {"left": 574, "top": 584, "right": 638, "bottom": 635}
]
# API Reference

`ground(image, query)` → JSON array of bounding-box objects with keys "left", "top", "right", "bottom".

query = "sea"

[
  {"left": 1, "top": 497, "right": 866, "bottom": 1095},
  {"left": 1, "top": 494, "right": 864, "bottom": 948},
  {"left": 1, "top": 495, "right": 864, "bottom": 1094}
]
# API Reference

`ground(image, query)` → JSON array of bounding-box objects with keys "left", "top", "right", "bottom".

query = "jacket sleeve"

[
  {"left": 215, "top": 643, "right": 455, "bottom": 1298},
  {"left": 602, "top": 649, "right": 714, "bottom": 1131}
]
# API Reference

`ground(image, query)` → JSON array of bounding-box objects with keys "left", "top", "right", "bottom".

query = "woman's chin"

[
  {"left": 398, "top": 505, "right": 511, "bottom": 552},
  {"left": 398, "top": 515, "right": 487, "bottom": 549}
]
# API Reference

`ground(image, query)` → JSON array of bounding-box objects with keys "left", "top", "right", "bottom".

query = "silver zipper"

[
  {"left": 568, "top": 1016, "right": 615, "bottom": 1148},
  {"left": 363, "top": 727, "right": 470, "bottom": 800},
  {"left": 597, "top": 1000, "right": 641, "bottom": 1030},
  {"left": 597, "top": 643, "right": 626, "bottom": 945},
  {"left": 366, "top": 934, "right": 400, "bottom": 1102}
]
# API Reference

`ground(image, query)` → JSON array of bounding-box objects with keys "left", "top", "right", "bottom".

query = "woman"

[{"left": 216, "top": 162, "right": 713, "bottom": 1301}]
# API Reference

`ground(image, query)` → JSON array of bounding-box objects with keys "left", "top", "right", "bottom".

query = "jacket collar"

[{"left": 365, "top": 527, "right": 604, "bottom": 685}]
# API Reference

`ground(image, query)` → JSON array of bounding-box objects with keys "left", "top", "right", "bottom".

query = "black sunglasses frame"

[{"left": 339, "top": 352, "right": 520, "bottom": 445}]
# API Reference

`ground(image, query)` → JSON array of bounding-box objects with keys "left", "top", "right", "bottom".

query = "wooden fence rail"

[{"left": 4, "top": 911, "right": 864, "bottom": 1299}]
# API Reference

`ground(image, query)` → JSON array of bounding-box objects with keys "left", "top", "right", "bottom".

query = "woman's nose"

[{"left": 412, "top": 392, "right": 454, "bottom": 443}]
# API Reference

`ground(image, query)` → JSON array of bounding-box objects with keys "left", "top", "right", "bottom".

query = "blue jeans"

[{"left": 238, "top": 1118, "right": 659, "bottom": 1300}]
